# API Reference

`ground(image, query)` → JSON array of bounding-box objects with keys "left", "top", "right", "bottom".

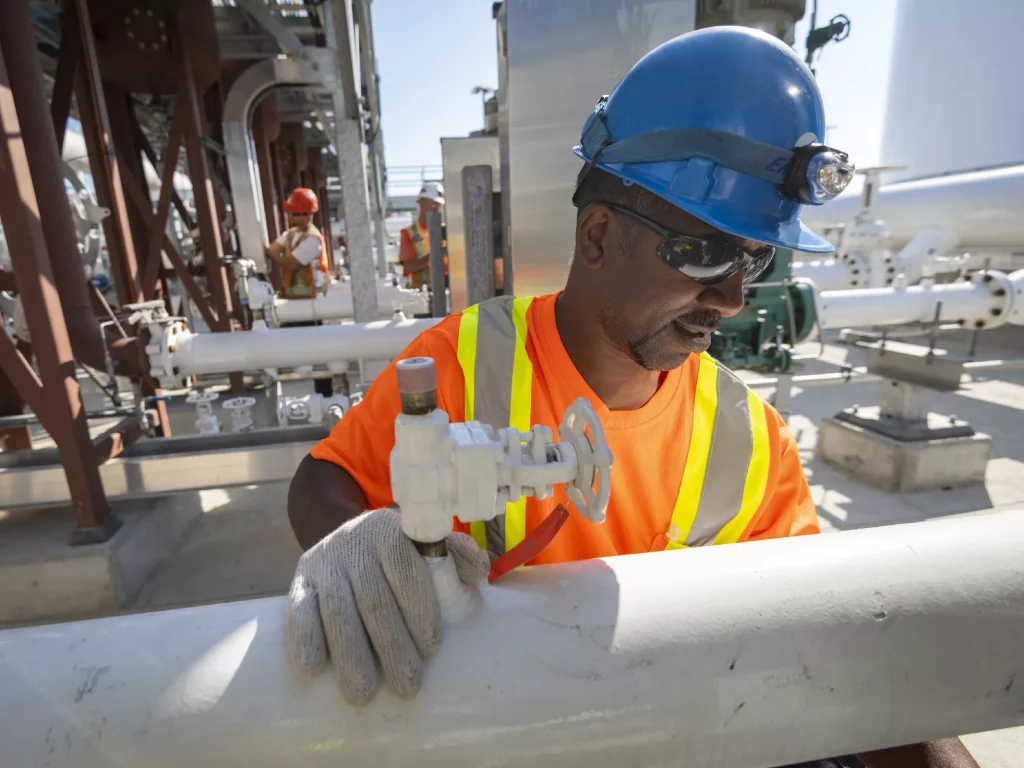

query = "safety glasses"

[{"left": 604, "top": 203, "right": 775, "bottom": 286}]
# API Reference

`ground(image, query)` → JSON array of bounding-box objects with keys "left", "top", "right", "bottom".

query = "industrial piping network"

[
  {"left": 1, "top": 510, "right": 1023, "bottom": 767},
  {"left": 244, "top": 275, "right": 430, "bottom": 326},
  {"left": 145, "top": 268, "right": 1024, "bottom": 387}
]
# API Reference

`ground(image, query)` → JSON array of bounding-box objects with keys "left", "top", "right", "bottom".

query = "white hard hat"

[{"left": 417, "top": 181, "right": 445, "bottom": 205}]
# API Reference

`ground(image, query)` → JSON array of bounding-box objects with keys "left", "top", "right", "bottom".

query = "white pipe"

[
  {"left": 173, "top": 317, "right": 441, "bottom": 375},
  {"left": 816, "top": 268, "right": 1024, "bottom": 330},
  {"left": 791, "top": 257, "right": 853, "bottom": 291},
  {"left": 2, "top": 511, "right": 1024, "bottom": 767},
  {"left": 802, "top": 164, "right": 1024, "bottom": 250}
]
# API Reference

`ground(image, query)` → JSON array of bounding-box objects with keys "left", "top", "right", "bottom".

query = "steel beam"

[
  {"left": 174, "top": 16, "right": 236, "bottom": 334},
  {"left": 251, "top": 105, "right": 281, "bottom": 242},
  {"left": 354, "top": 0, "right": 389, "bottom": 278},
  {"left": 0, "top": 41, "right": 114, "bottom": 541},
  {"left": 2, "top": 511, "right": 1024, "bottom": 766},
  {"left": 0, "top": 0, "right": 135, "bottom": 377},
  {"left": 141, "top": 109, "right": 186, "bottom": 299},
  {"left": 235, "top": 0, "right": 306, "bottom": 58},
  {"left": 50, "top": 7, "right": 81, "bottom": 154},
  {"left": 324, "top": 0, "right": 378, "bottom": 321},
  {"left": 65, "top": 0, "right": 142, "bottom": 308}
]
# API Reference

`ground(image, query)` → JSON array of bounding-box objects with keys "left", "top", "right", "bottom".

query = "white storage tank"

[{"left": 881, "top": 0, "right": 1024, "bottom": 183}]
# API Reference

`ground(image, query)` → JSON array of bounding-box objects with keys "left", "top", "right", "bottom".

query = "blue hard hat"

[{"left": 573, "top": 27, "right": 852, "bottom": 253}]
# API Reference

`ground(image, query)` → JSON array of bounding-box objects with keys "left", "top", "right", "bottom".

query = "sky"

[{"left": 372, "top": 0, "right": 899, "bottom": 192}]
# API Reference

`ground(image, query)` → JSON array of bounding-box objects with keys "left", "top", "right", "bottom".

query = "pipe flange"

[
  {"left": 145, "top": 318, "right": 191, "bottom": 390},
  {"left": 968, "top": 270, "right": 1013, "bottom": 330}
]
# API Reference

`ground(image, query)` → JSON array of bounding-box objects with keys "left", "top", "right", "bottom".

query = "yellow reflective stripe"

[
  {"left": 665, "top": 353, "right": 719, "bottom": 550},
  {"left": 714, "top": 390, "right": 771, "bottom": 545},
  {"left": 504, "top": 296, "right": 535, "bottom": 552},
  {"left": 457, "top": 306, "right": 486, "bottom": 551},
  {"left": 457, "top": 305, "right": 479, "bottom": 420}
]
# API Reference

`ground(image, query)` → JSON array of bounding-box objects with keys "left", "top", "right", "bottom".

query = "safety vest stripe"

[
  {"left": 457, "top": 306, "right": 487, "bottom": 552},
  {"left": 505, "top": 296, "right": 535, "bottom": 552},
  {"left": 714, "top": 390, "right": 770, "bottom": 545},
  {"left": 457, "top": 306, "right": 479, "bottom": 420},
  {"left": 685, "top": 365, "right": 753, "bottom": 546},
  {"left": 664, "top": 353, "right": 718, "bottom": 550}
]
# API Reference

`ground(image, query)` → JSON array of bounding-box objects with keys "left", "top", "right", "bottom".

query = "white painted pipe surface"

[
  {"left": 816, "top": 269, "right": 1024, "bottom": 330},
  {"left": 173, "top": 316, "right": 441, "bottom": 374},
  {"left": 275, "top": 286, "right": 429, "bottom": 323},
  {"left": 3, "top": 511, "right": 1024, "bottom": 767},
  {"left": 791, "top": 257, "right": 853, "bottom": 291},
  {"left": 802, "top": 164, "right": 1024, "bottom": 250}
]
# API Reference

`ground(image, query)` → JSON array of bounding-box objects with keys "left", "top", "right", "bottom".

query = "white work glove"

[{"left": 286, "top": 507, "right": 490, "bottom": 704}]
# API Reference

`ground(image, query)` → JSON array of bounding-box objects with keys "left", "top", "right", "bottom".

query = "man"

[
  {"left": 285, "top": 28, "right": 978, "bottom": 768},
  {"left": 398, "top": 181, "right": 444, "bottom": 288},
  {"left": 264, "top": 187, "right": 329, "bottom": 298}
]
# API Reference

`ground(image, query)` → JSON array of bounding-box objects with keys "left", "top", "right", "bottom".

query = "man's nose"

[{"left": 695, "top": 271, "right": 746, "bottom": 317}]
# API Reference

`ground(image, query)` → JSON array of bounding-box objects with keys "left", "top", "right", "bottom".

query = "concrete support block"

[
  {"left": 817, "top": 416, "right": 993, "bottom": 493},
  {"left": 0, "top": 492, "right": 203, "bottom": 626}
]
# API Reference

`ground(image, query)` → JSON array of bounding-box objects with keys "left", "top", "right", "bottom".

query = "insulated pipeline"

[
  {"left": 2, "top": 511, "right": 1023, "bottom": 767},
  {"left": 172, "top": 316, "right": 441, "bottom": 375},
  {"left": 816, "top": 268, "right": 1024, "bottom": 330}
]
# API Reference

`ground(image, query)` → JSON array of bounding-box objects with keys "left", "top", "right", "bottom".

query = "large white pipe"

[
  {"left": 802, "top": 165, "right": 1024, "bottom": 250},
  {"left": 2, "top": 511, "right": 1023, "bottom": 767},
  {"left": 815, "top": 268, "right": 1024, "bottom": 330},
  {"left": 171, "top": 316, "right": 440, "bottom": 375},
  {"left": 791, "top": 257, "right": 852, "bottom": 291}
]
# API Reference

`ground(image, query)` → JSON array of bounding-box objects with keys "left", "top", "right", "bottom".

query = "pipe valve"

[{"left": 390, "top": 357, "right": 612, "bottom": 551}]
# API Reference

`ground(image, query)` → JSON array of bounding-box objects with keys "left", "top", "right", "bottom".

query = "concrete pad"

[
  {"left": 0, "top": 492, "right": 202, "bottom": 626},
  {"left": 130, "top": 482, "right": 301, "bottom": 611},
  {"left": 962, "top": 726, "right": 1024, "bottom": 768},
  {"left": 817, "top": 417, "right": 992, "bottom": 493}
]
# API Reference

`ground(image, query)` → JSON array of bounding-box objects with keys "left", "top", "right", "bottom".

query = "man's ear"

[{"left": 574, "top": 204, "right": 613, "bottom": 270}]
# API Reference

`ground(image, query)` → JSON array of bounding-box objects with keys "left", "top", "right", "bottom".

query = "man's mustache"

[{"left": 674, "top": 308, "right": 722, "bottom": 332}]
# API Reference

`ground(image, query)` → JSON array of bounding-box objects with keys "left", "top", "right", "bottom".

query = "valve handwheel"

[{"left": 559, "top": 398, "right": 613, "bottom": 524}]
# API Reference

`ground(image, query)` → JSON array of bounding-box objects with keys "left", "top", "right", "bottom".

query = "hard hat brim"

[{"left": 573, "top": 150, "right": 835, "bottom": 254}]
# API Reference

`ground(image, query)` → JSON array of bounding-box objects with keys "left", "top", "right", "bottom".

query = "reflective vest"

[
  {"left": 279, "top": 224, "right": 329, "bottom": 299},
  {"left": 403, "top": 221, "right": 430, "bottom": 289},
  {"left": 456, "top": 295, "right": 771, "bottom": 560}
]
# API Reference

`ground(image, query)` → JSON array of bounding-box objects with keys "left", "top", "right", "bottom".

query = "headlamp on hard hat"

[
  {"left": 781, "top": 145, "right": 854, "bottom": 205},
  {"left": 575, "top": 100, "right": 854, "bottom": 208}
]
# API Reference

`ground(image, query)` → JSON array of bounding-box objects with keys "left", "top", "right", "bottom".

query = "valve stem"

[{"left": 396, "top": 357, "right": 446, "bottom": 557}]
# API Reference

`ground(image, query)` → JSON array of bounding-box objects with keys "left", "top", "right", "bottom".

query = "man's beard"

[{"left": 625, "top": 308, "right": 722, "bottom": 371}]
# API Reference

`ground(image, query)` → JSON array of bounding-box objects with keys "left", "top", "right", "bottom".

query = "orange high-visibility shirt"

[{"left": 311, "top": 292, "right": 818, "bottom": 564}]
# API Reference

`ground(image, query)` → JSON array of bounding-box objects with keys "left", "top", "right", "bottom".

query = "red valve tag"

[{"left": 487, "top": 504, "right": 570, "bottom": 583}]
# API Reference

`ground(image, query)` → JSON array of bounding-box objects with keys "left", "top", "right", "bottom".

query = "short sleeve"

[
  {"left": 743, "top": 402, "right": 820, "bottom": 541},
  {"left": 309, "top": 317, "right": 466, "bottom": 508}
]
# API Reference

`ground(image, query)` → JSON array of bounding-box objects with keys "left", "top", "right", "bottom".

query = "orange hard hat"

[{"left": 283, "top": 187, "right": 319, "bottom": 214}]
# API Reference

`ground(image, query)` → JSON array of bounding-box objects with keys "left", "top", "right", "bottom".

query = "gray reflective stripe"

[
  {"left": 685, "top": 362, "right": 754, "bottom": 547},
  {"left": 470, "top": 296, "right": 518, "bottom": 560},
  {"left": 407, "top": 226, "right": 425, "bottom": 257}
]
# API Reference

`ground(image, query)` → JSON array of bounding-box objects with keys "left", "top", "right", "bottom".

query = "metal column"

[
  {"left": 325, "top": 0, "right": 378, "bottom": 321},
  {"left": 0, "top": 39, "right": 115, "bottom": 541},
  {"left": 174, "top": 16, "right": 235, "bottom": 333},
  {"left": 428, "top": 211, "right": 446, "bottom": 317},
  {"left": 65, "top": 0, "right": 143, "bottom": 308},
  {"left": 252, "top": 102, "right": 281, "bottom": 242},
  {"left": 462, "top": 165, "right": 496, "bottom": 305},
  {"left": 354, "top": 0, "right": 389, "bottom": 279}
]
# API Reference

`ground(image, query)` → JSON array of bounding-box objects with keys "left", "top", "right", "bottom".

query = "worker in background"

[
  {"left": 285, "top": 28, "right": 978, "bottom": 768},
  {"left": 265, "top": 187, "right": 330, "bottom": 299},
  {"left": 398, "top": 181, "right": 445, "bottom": 289},
  {"left": 266, "top": 187, "right": 332, "bottom": 397}
]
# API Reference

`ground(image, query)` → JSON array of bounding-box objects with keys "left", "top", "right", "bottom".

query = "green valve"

[{"left": 708, "top": 249, "right": 817, "bottom": 374}]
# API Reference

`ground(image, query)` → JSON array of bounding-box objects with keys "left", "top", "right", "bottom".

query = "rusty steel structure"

[{"left": 0, "top": 0, "right": 384, "bottom": 541}]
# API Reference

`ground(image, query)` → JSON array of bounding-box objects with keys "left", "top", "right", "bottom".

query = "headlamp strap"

[{"left": 580, "top": 120, "right": 796, "bottom": 186}]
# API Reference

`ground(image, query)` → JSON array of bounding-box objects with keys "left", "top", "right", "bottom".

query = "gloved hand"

[{"left": 286, "top": 507, "right": 490, "bottom": 704}]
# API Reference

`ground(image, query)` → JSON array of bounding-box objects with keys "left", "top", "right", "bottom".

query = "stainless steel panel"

[
  {"left": 0, "top": 442, "right": 316, "bottom": 510},
  {"left": 506, "top": 0, "right": 696, "bottom": 298},
  {"left": 441, "top": 136, "right": 501, "bottom": 312}
]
